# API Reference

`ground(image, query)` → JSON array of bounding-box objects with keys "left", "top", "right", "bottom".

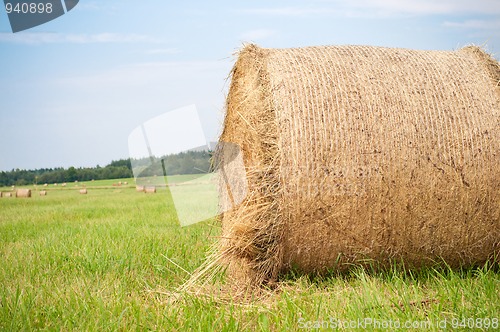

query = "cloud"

[
  {"left": 239, "top": 29, "right": 278, "bottom": 41},
  {"left": 238, "top": 7, "right": 338, "bottom": 17},
  {"left": 143, "top": 48, "right": 182, "bottom": 55},
  {"left": 73, "top": 1, "right": 117, "bottom": 12},
  {"left": 240, "top": 0, "right": 500, "bottom": 18},
  {"left": 346, "top": 0, "right": 500, "bottom": 15},
  {"left": 443, "top": 19, "right": 500, "bottom": 30},
  {"left": 0, "top": 32, "right": 161, "bottom": 45}
]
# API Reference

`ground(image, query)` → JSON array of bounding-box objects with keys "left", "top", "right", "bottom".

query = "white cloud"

[
  {"left": 74, "top": 1, "right": 117, "bottom": 12},
  {"left": 443, "top": 19, "right": 500, "bottom": 30},
  {"left": 239, "top": 29, "right": 278, "bottom": 41},
  {"left": 0, "top": 32, "right": 161, "bottom": 45},
  {"left": 68, "top": 61, "right": 227, "bottom": 89},
  {"left": 239, "top": 7, "right": 338, "bottom": 17},
  {"left": 143, "top": 48, "right": 182, "bottom": 55},
  {"left": 74, "top": 2, "right": 101, "bottom": 11},
  {"left": 241, "top": 0, "right": 500, "bottom": 18},
  {"left": 346, "top": 0, "right": 500, "bottom": 15}
]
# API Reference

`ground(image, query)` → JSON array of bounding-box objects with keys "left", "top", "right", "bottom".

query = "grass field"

[{"left": 0, "top": 178, "right": 498, "bottom": 331}]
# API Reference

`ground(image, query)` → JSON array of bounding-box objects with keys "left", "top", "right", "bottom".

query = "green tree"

[{"left": 66, "top": 167, "right": 77, "bottom": 182}]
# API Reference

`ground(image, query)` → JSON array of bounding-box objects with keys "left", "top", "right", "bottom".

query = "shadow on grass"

[{"left": 277, "top": 255, "right": 500, "bottom": 286}]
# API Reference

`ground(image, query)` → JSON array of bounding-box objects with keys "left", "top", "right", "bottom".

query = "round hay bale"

[
  {"left": 16, "top": 189, "right": 31, "bottom": 198},
  {"left": 39, "top": 190, "right": 47, "bottom": 196},
  {"left": 79, "top": 189, "right": 88, "bottom": 195},
  {"left": 218, "top": 44, "right": 500, "bottom": 285},
  {"left": 144, "top": 186, "right": 156, "bottom": 194},
  {"left": 3, "top": 192, "right": 12, "bottom": 198},
  {"left": 0, "top": 192, "right": 2, "bottom": 198},
  {"left": 136, "top": 185, "right": 145, "bottom": 192}
]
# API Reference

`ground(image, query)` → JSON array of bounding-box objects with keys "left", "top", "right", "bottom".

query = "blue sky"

[{"left": 0, "top": 0, "right": 499, "bottom": 171}]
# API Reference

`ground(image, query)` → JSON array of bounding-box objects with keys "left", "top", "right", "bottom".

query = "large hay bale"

[
  {"left": 79, "top": 189, "right": 88, "bottom": 195},
  {"left": 16, "top": 189, "right": 31, "bottom": 198},
  {"left": 39, "top": 190, "right": 47, "bottom": 196},
  {"left": 144, "top": 186, "right": 156, "bottom": 194},
  {"left": 136, "top": 185, "right": 145, "bottom": 192},
  {"left": 218, "top": 44, "right": 500, "bottom": 285}
]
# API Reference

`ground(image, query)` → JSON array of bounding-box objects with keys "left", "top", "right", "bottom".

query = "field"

[{"left": 0, "top": 179, "right": 499, "bottom": 331}]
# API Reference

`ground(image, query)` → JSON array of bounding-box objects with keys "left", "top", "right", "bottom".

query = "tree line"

[{"left": 0, "top": 150, "right": 212, "bottom": 187}]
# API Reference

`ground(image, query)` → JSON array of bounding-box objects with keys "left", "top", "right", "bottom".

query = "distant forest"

[{"left": 0, "top": 150, "right": 212, "bottom": 187}]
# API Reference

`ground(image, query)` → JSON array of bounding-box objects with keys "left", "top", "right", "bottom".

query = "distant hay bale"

[
  {"left": 39, "top": 190, "right": 47, "bottom": 196},
  {"left": 79, "top": 189, "right": 88, "bottom": 195},
  {"left": 136, "top": 185, "right": 145, "bottom": 192},
  {"left": 124, "top": 181, "right": 128, "bottom": 185},
  {"left": 3, "top": 192, "right": 12, "bottom": 198},
  {"left": 144, "top": 186, "right": 156, "bottom": 194},
  {"left": 16, "top": 189, "right": 31, "bottom": 198},
  {"left": 0, "top": 192, "right": 2, "bottom": 198},
  {"left": 214, "top": 44, "right": 500, "bottom": 288},
  {"left": 43, "top": 183, "right": 48, "bottom": 187},
  {"left": 62, "top": 183, "right": 67, "bottom": 187}
]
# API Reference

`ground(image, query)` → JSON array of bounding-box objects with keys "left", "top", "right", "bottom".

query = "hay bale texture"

[
  {"left": 218, "top": 44, "right": 500, "bottom": 286},
  {"left": 15, "top": 189, "right": 31, "bottom": 198},
  {"left": 144, "top": 186, "right": 156, "bottom": 194}
]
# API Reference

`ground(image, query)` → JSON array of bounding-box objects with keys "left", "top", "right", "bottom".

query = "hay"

[
  {"left": 136, "top": 185, "right": 145, "bottom": 192},
  {"left": 214, "top": 44, "right": 500, "bottom": 288},
  {"left": 39, "top": 190, "right": 47, "bottom": 196},
  {"left": 16, "top": 189, "right": 31, "bottom": 198},
  {"left": 144, "top": 186, "right": 156, "bottom": 194},
  {"left": 3, "top": 192, "right": 12, "bottom": 198},
  {"left": 79, "top": 189, "right": 88, "bottom": 194}
]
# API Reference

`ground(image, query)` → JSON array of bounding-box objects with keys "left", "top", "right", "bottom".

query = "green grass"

[{"left": 0, "top": 180, "right": 498, "bottom": 331}]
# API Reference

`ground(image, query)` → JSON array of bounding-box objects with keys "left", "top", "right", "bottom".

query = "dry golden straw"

[
  {"left": 15, "top": 189, "right": 32, "bottom": 198},
  {"left": 79, "top": 189, "right": 88, "bottom": 195},
  {"left": 144, "top": 186, "right": 156, "bottom": 194},
  {"left": 136, "top": 185, "right": 145, "bottom": 192},
  {"left": 210, "top": 44, "right": 500, "bottom": 288},
  {"left": 39, "top": 190, "right": 47, "bottom": 196}
]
